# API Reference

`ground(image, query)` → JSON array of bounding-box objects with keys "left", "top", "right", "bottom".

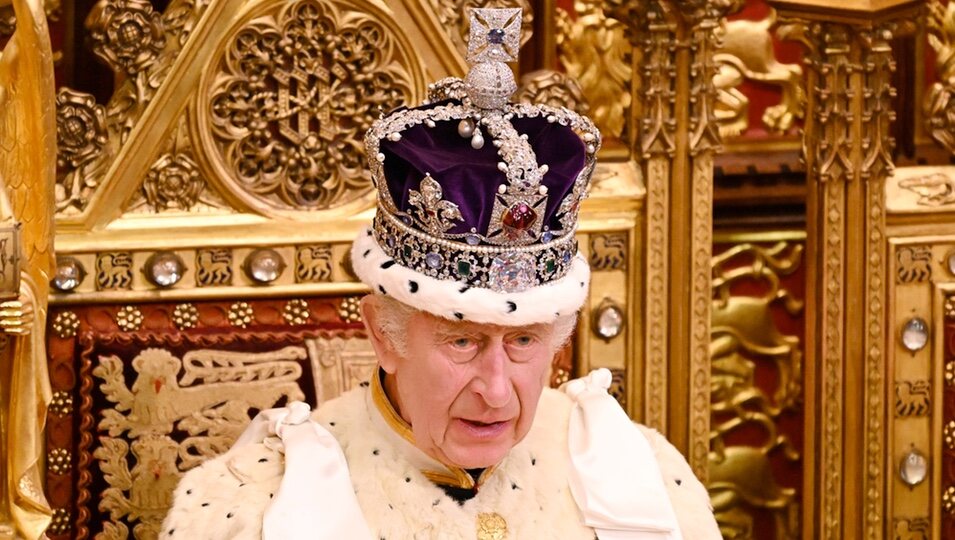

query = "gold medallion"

[{"left": 476, "top": 512, "right": 508, "bottom": 540}]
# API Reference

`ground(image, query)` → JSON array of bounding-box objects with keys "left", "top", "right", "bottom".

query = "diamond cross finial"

[{"left": 467, "top": 8, "right": 522, "bottom": 64}]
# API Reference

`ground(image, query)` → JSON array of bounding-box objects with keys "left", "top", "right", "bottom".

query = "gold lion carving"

[
  {"left": 295, "top": 245, "right": 333, "bottom": 283},
  {"left": 710, "top": 241, "right": 803, "bottom": 539},
  {"left": 714, "top": 10, "right": 804, "bottom": 137},
  {"left": 195, "top": 249, "right": 232, "bottom": 286}
]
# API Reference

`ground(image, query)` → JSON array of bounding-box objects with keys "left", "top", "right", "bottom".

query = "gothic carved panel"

[
  {"left": 927, "top": 0, "right": 955, "bottom": 156},
  {"left": 556, "top": 0, "right": 630, "bottom": 140},
  {"left": 714, "top": 9, "right": 804, "bottom": 137},
  {"left": 55, "top": 0, "right": 211, "bottom": 216},
  {"left": 710, "top": 239, "right": 804, "bottom": 540},
  {"left": 196, "top": 0, "right": 418, "bottom": 213}
]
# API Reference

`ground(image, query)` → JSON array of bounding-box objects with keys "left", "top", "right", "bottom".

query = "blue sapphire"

[{"left": 487, "top": 28, "right": 505, "bottom": 44}]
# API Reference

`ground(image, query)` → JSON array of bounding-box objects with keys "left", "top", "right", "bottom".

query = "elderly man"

[{"left": 161, "top": 8, "right": 719, "bottom": 539}]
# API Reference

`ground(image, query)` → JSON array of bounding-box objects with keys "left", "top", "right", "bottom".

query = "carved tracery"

[{"left": 198, "top": 0, "right": 416, "bottom": 211}]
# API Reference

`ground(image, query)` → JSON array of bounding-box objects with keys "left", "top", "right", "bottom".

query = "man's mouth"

[
  {"left": 457, "top": 418, "right": 511, "bottom": 438},
  {"left": 463, "top": 419, "right": 505, "bottom": 428}
]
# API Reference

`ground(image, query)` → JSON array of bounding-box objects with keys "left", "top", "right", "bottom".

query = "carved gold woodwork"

[
  {"left": 768, "top": 1, "right": 913, "bottom": 535},
  {"left": 55, "top": 0, "right": 211, "bottom": 215},
  {"left": 295, "top": 245, "right": 333, "bottom": 283},
  {"left": 196, "top": 248, "right": 233, "bottom": 287},
  {"left": 95, "top": 252, "right": 134, "bottom": 290},
  {"left": 555, "top": 0, "right": 630, "bottom": 140},
  {"left": 926, "top": 0, "right": 955, "bottom": 156},
  {"left": 896, "top": 246, "right": 933, "bottom": 283},
  {"left": 514, "top": 69, "right": 589, "bottom": 115},
  {"left": 589, "top": 233, "right": 627, "bottom": 271},
  {"left": 710, "top": 239, "right": 803, "bottom": 539},
  {"left": 888, "top": 165, "right": 955, "bottom": 213},
  {"left": 714, "top": 9, "right": 804, "bottom": 137},
  {"left": 601, "top": 0, "right": 729, "bottom": 480},
  {"left": 197, "top": 0, "right": 418, "bottom": 212},
  {"left": 886, "top": 243, "right": 955, "bottom": 539}
]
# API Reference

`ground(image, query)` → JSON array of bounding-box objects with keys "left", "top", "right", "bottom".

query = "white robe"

[{"left": 160, "top": 386, "right": 720, "bottom": 539}]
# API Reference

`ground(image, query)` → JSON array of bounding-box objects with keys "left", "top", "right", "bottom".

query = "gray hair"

[{"left": 370, "top": 295, "right": 577, "bottom": 358}]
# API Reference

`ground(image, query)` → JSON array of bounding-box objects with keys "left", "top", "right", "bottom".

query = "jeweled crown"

[{"left": 364, "top": 8, "right": 600, "bottom": 294}]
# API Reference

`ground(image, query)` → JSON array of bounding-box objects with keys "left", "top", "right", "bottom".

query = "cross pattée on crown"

[{"left": 467, "top": 8, "right": 522, "bottom": 65}]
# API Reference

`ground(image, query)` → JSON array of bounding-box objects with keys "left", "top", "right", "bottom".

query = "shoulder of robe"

[
  {"left": 634, "top": 424, "right": 722, "bottom": 540},
  {"left": 160, "top": 441, "right": 284, "bottom": 540}
]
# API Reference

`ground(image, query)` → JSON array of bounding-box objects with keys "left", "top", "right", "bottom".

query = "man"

[{"left": 161, "top": 8, "right": 720, "bottom": 539}]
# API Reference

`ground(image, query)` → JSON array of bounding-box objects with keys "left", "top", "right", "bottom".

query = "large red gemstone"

[{"left": 503, "top": 202, "right": 537, "bottom": 231}]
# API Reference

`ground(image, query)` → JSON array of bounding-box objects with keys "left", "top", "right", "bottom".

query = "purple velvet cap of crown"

[{"left": 378, "top": 100, "right": 586, "bottom": 239}]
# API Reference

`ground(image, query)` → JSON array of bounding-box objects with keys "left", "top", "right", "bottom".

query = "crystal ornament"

[
  {"left": 52, "top": 257, "right": 85, "bottom": 291},
  {"left": 144, "top": 252, "right": 184, "bottom": 288},
  {"left": 901, "top": 317, "right": 929, "bottom": 352},
  {"left": 594, "top": 303, "right": 625, "bottom": 341},
  {"left": 245, "top": 248, "right": 285, "bottom": 283},
  {"left": 488, "top": 252, "right": 536, "bottom": 292},
  {"left": 899, "top": 448, "right": 928, "bottom": 487}
]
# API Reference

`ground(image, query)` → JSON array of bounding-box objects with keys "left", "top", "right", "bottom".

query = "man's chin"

[{"left": 443, "top": 444, "right": 510, "bottom": 470}]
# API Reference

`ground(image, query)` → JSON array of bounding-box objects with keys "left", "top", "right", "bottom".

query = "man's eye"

[
  {"left": 451, "top": 337, "right": 474, "bottom": 349},
  {"left": 512, "top": 335, "right": 534, "bottom": 347}
]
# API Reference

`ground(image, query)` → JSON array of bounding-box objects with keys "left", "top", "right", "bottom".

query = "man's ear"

[{"left": 360, "top": 295, "right": 400, "bottom": 373}]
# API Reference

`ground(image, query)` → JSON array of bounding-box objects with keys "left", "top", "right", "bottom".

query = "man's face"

[{"left": 378, "top": 310, "right": 556, "bottom": 469}]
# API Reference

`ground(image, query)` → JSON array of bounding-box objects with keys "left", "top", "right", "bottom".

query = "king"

[{"left": 161, "top": 8, "right": 720, "bottom": 539}]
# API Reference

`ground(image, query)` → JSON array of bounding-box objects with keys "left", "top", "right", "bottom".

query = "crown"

[{"left": 360, "top": 7, "right": 599, "bottom": 298}]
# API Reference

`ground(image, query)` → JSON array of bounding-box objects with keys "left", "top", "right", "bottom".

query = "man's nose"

[{"left": 474, "top": 343, "right": 511, "bottom": 408}]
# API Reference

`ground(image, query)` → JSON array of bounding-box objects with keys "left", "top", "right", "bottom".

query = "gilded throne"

[{"left": 2, "top": 0, "right": 954, "bottom": 538}]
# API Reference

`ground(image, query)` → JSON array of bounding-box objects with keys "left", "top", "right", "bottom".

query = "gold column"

[
  {"left": 768, "top": 1, "right": 920, "bottom": 539},
  {"left": 605, "top": 0, "right": 729, "bottom": 478}
]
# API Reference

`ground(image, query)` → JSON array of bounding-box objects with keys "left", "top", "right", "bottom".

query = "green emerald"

[
  {"left": 456, "top": 260, "right": 471, "bottom": 277},
  {"left": 403, "top": 245, "right": 412, "bottom": 258},
  {"left": 545, "top": 258, "right": 556, "bottom": 274}
]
